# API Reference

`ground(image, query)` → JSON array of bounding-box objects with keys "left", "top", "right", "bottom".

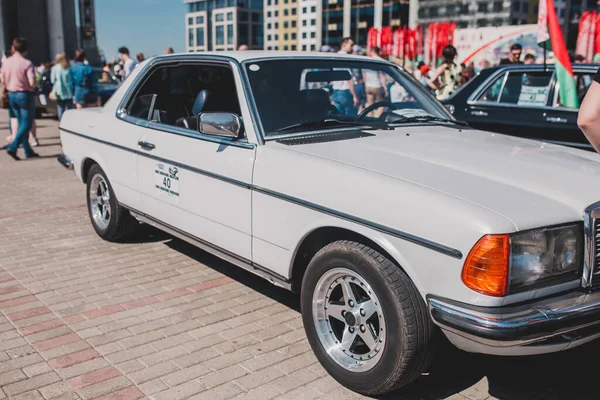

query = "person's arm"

[
  {"left": 379, "top": 72, "right": 388, "bottom": 97},
  {"left": 347, "top": 76, "right": 359, "bottom": 107},
  {"left": 27, "top": 63, "right": 36, "bottom": 88},
  {"left": 578, "top": 80, "right": 600, "bottom": 152},
  {"left": 427, "top": 65, "right": 445, "bottom": 90}
]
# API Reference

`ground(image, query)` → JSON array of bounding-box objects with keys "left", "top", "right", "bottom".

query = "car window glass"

[
  {"left": 553, "top": 72, "right": 593, "bottom": 109},
  {"left": 126, "top": 64, "right": 241, "bottom": 132},
  {"left": 246, "top": 60, "right": 443, "bottom": 135},
  {"left": 499, "top": 71, "right": 552, "bottom": 106},
  {"left": 477, "top": 73, "right": 505, "bottom": 102}
]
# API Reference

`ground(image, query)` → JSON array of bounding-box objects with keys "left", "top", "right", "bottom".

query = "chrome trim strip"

[
  {"left": 126, "top": 205, "right": 292, "bottom": 289},
  {"left": 118, "top": 114, "right": 256, "bottom": 150},
  {"left": 582, "top": 201, "right": 600, "bottom": 288},
  {"left": 496, "top": 71, "right": 509, "bottom": 104},
  {"left": 252, "top": 185, "right": 464, "bottom": 259},
  {"left": 62, "top": 128, "right": 463, "bottom": 260},
  {"left": 59, "top": 128, "right": 251, "bottom": 189}
]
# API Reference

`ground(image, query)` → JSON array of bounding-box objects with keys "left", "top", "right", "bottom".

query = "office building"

[
  {"left": 185, "top": 0, "right": 263, "bottom": 52},
  {"left": 0, "top": 0, "right": 78, "bottom": 65},
  {"left": 416, "top": 0, "right": 568, "bottom": 29},
  {"left": 263, "top": 0, "right": 320, "bottom": 50},
  {"left": 322, "top": 0, "right": 408, "bottom": 49}
]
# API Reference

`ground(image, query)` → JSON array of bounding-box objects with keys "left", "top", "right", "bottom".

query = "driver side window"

[{"left": 126, "top": 63, "right": 241, "bottom": 132}]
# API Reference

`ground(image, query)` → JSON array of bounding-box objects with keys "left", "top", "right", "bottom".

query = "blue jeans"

[
  {"left": 57, "top": 98, "right": 73, "bottom": 120},
  {"left": 7, "top": 91, "right": 35, "bottom": 157},
  {"left": 331, "top": 90, "right": 357, "bottom": 116}
]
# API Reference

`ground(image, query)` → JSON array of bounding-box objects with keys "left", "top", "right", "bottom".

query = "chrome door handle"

[
  {"left": 137, "top": 141, "right": 155, "bottom": 150},
  {"left": 471, "top": 110, "right": 488, "bottom": 116},
  {"left": 545, "top": 117, "right": 568, "bottom": 124}
]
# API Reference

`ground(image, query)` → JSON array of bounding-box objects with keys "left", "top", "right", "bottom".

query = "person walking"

[
  {"left": 70, "top": 50, "right": 95, "bottom": 109},
  {"left": 331, "top": 37, "right": 360, "bottom": 116},
  {"left": 118, "top": 47, "right": 137, "bottom": 80},
  {"left": 427, "top": 44, "right": 462, "bottom": 101},
  {"left": 1, "top": 37, "right": 38, "bottom": 160},
  {"left": 363, "top": 46, "right": 389, "bottom": 117},
  {"left": 50, "top": 52, "right": 74, "bottom": 120}
]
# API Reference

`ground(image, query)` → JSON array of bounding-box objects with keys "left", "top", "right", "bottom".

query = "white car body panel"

[
  {"left": 135, "top": 128, "right": 255, "bottom": 260},
  {"left": 58, "top": 51, "right": 600, "bottom": 314}
]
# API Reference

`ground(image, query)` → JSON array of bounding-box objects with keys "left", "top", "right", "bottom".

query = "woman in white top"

[
  {"left": 362, "top": 47, "right": 389, "bottom": 118},
  {"left": 427, "top": 45, "right": 462, "bottom": 101}
]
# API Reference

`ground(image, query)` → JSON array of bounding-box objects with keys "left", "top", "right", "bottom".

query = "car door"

[
  {"left": 465, "top": 69, "right": 554, "bottom": 141},
  {"left": 122, "top": 60, "right": 256, "bottom": 261},
  {"left": 541, "top": 67, "right": 596, "bottom": 150}
]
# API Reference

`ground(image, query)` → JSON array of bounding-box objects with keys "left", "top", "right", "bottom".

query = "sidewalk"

[{"left": 0, "top": 110, "right": 597, "bottom": 400}]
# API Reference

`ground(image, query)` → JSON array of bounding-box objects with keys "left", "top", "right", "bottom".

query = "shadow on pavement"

[
  {"left": 137, "top": 228, "right": 600, "bottom": 400},
  {"left": 164, "top": 237, "right": 301, "bottom": 312}
]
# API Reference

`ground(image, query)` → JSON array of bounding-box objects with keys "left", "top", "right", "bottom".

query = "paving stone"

[{"left": 3, "top": 372, "right": 61, "bottom": 397}]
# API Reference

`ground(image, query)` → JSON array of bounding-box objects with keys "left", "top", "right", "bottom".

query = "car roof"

[{"left": 145, "top": 51, "right": 383, "bottom": 64}]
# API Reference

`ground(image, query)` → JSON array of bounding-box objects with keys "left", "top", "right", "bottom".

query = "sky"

[{"left": 94, "top": 0, "right": 185, "bottom": 62}]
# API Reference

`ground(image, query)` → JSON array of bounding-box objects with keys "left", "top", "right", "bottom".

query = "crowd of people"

[
  {"left": 1, "top": 33, "right": 594, "bottom": 160},
  {"left": 0, "top": 37, "right": 181, "bottom": 160},
  {"left": 323, "top": 40, "right": 591, "bottom": 102}
]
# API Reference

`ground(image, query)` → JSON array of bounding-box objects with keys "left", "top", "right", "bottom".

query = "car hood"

[{"left": 279, "top": 125, "right": 600, "bottom": 230}]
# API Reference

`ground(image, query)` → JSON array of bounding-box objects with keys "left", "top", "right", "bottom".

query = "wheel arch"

[
  {"left": 81, "top": 157, "right": 100, "bottom": 184},
  {"left": 289, "top": 225, "right": 415, "bottom": 294}
]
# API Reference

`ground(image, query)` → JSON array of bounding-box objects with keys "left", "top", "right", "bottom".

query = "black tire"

[
  {"left": 86, "top": 164, "right": 137, "bottom": 241},
  {"left": 301, "top": 240, "right": 435, "bottom": 396}
]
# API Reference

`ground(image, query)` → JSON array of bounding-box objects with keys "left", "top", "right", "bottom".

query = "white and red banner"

[{"left": 575, "top": 10, "right": 600, "bottom": 62}]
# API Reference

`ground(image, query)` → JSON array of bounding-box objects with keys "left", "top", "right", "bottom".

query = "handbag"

[{"left": 0, "top": 85, "right": 9, "bottom": 109}]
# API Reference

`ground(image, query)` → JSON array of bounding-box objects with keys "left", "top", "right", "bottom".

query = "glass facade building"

[{"left": 185, "top": 0, "right": 263, "bottom": 51}]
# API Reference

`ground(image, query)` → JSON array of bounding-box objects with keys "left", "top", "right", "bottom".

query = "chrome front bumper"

[
  {"left": 57, "top": 154, "right": 73, "bottom": 170},
  {"left": 428, "top": 290, "right": 600, "bottom": 355}
]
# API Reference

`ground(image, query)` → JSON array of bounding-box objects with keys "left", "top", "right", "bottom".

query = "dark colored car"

[
  {"left": 443, "top": 63, "right": 599, "bottom": 151},
  {"left": 35, "top": 67, "right": 120, "bottom": 118}
]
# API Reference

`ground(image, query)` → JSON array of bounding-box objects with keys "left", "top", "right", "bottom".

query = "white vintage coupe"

[{"left": 58, "top": 51, "right": 600, "bottom": 395}]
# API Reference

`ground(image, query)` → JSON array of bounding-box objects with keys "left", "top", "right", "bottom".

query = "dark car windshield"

[{"left": 244, "top": 59, "right": 449, "bottom": 136}]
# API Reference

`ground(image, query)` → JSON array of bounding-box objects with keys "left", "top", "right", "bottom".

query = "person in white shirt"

[
  {"left": 331, "top": 37, "right": 360, "bottom": 116},
  {"left": 118, "top": 47, "right": 138, "bottom": 81}
]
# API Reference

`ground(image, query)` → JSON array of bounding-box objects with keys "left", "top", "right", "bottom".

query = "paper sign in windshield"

[{"left": 517, "top": 85, "right": 549, "bottom": 106}]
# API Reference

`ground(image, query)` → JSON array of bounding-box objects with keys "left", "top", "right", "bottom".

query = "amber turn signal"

[{"left": 462, "top": 235, "right": 510, "bottom": 297}]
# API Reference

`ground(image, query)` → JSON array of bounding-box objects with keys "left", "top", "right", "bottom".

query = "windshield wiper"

[
  {"left": 276, "top": 119, "right": 392, "bottom": 133},
  {"left": 393, "top": 115, "right": 469, "bottom": 127}
]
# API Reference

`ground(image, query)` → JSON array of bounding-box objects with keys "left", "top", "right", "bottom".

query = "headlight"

[
  {"left": 462, "top": 224, "right": 582, "bottom": 297},
  {"left": 509, "top": 225, "right": 581, "bottom": 292}
]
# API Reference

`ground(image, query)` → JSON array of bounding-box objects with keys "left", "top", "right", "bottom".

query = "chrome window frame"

[
  {"left": 468, "top": 65, "right": 599, "bottom": 113},
  {"left": 115, "top": 54, "right": 261, "bottom": 149},
  {"left": 551, "top": 69, "right": 596, "bottom": 110},
  {"left": 468, "top": 68, "right": 558, "bottom": 110}
]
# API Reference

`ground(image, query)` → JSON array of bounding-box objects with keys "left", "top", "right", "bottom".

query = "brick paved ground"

[{"left": 1, "top": 111, "right": 600, "bottom": 400}]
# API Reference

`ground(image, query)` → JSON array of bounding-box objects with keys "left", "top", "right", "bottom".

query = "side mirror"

[{"left": 197, "top": 112, "right": 243, "bottom": 139}]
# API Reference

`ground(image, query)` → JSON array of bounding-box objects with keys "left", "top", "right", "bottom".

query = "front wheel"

[
  {"left": 301, "top": 240, "right": 435, "bottom": 396},
  {"left": 86, "top": 164, "right": 137, "bottom": 242}
]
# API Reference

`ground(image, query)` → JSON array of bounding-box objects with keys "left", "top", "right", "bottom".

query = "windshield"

[{"left": 244, "top": 59, "right": 449, "bottom": 136}]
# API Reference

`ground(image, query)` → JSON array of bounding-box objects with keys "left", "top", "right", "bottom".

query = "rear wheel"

[
  {"left": 301, "top": 240, "right": 435, "bottom": 396},
  {"left": 86, "top": 164, "right": 137, "bottom": 241}
]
